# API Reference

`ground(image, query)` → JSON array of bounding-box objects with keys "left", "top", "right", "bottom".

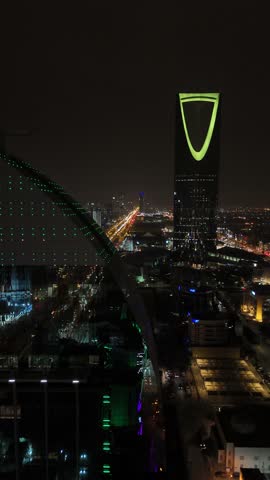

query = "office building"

[
  {"left": 188, "top": 312, "right": 229, "bottom": 346},
  {"left": 174, "top": 93, "right": 221, "bottom": 262},
  {"left": 92, "top": 208, "right": 102, "bottom": 227},
  {"left": 139, "top": 192, "right": 144, "bottom": 213},
  {"left": 216, "top": 406, "right": 270, "bottom": 475}
]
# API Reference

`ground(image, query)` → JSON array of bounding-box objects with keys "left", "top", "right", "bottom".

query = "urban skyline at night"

[
  {"left": 1, "top": 4, "right": 270, "bottom": 208},
  {"left": 1, "top": 3, "right": 270, "bottom": 480}
]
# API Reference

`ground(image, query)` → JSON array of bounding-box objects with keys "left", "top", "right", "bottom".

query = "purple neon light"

[
  {"left": 137, "top": 423, "right": 143, "bottom": 436},
  {"left": 137, "top": 399, "right": 142, "bottom": 412}
]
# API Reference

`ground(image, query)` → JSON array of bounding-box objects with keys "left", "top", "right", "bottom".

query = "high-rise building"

[
  {"left": 92, "top": 208, "right": 102, "bottom": 227},
  {"left": 173, "top": 93, "right": 221, "bottom": 262}
]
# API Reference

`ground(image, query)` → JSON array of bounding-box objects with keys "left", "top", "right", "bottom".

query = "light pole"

[
  {"left": 9, "top": 379, "right": 19, "bottom": 480},
  {"left": 41, "top": 379, "right": 49, "bottom": 480},
  {"left": 73, "top": 380, "right": 80, "bottom": 480}
]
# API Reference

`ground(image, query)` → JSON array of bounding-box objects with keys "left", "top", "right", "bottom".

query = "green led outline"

[{"left": 179, "top": 93, "right": 219, "bottom": 161}]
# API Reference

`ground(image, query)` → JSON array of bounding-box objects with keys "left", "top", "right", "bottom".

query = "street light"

[
  {"left": 40, "top": 380, "right": 49, "bottom": 480},
  {"left": 10, "top": 379, "right": 19, "bottom": 480},
  {"left": 73, "top": 380, "right": 80, "bottom": 480}
]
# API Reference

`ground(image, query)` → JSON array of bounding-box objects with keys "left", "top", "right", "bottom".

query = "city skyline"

[
  {"left": 1, "top": 4, "right": 270, "bottom": 480},
  {"left": 0, "top": 4, "right": 269, "bottom": 208}
]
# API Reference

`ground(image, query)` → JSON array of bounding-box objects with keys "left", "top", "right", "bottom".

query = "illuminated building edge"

[{"left": 178, "top": 93, "right": 220, "bottom": 161}]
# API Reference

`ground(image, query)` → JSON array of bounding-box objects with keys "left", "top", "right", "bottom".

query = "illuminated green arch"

[{"left": 179, "top": 93, "right": 220, "bottom": 161}]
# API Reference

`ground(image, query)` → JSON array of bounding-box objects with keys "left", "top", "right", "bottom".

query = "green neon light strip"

[{"left": 179, "top": 93, "right": 219, "bottom": 161}]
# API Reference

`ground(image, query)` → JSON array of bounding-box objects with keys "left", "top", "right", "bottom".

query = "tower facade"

[{"left": 173, "top": 93, "right": 221, "bottom": 262}]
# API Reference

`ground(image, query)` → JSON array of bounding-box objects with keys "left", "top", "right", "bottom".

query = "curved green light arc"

[{"left": 179, "top": 93, "right": 220, "bottom": 161}]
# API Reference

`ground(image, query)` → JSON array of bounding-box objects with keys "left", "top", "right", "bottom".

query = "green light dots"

[{"left": 179, "top": 93, "right": 220, "bottom": 161}]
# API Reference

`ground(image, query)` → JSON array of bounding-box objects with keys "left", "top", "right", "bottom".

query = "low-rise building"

[
  {"left": 240, "top": 467, "right": 266, "bottom": 480},
  {"left": 188, "top": 312, "right": 230, "bottom": 346},
  {"left": 216, "top": 406, "right": 270, "bottom": 475},
  {"left": 191, "top": 356, "right": 270, "bottom": 405}
]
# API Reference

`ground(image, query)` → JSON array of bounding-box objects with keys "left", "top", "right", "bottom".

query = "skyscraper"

[
  {"left": 92, "top": 207, "right": 102, "bottom": 226},
  {"left": 173, "top": 93, "right": 221, "bottom": 262}
]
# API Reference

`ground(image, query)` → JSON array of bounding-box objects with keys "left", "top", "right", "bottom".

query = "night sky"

[{"left": 0, "top": 3, "right": 269, "bottom": 208}]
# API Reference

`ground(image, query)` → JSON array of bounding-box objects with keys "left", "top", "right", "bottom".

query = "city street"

[
  {"left": 141, "top": 359, "right": 166, "bottom": 473},
  {"left": 252, "top": 341, "right": 270, "bottom": 372}
]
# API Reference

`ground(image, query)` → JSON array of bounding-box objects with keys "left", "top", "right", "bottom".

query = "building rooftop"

[
  {"left": 240, "top": 468, "right": 265, "bottom": 480},
  {"left": 190, "top": 311, "right": 233, "bottom": 321},
  {"left": 250, "top": 284, "right": 270, "bottom": 296},
  {"left": 214, "top": 246, "right": 264, "bottom": 263},
  {"left": 123, "top": 248, "right": 169, "bottom": 265},
  {"left": 192, "top": 358, "right": 270, "bottom": 405},
  {"left": 218, "top": 406, "right": 270, "bottom": 447}
]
